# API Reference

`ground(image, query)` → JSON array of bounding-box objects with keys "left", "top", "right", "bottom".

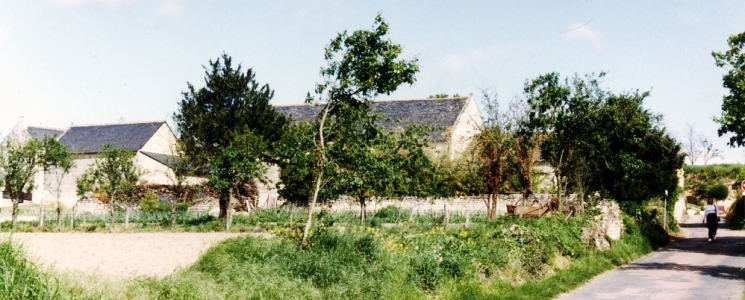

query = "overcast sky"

[{"left": 1, "top": 1, "right": 745, "bottom": 164}]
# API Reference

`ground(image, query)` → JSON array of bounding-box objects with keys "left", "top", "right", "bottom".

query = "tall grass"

[{"left": 0, "top": 239, "right": 59, "bottom": 299}]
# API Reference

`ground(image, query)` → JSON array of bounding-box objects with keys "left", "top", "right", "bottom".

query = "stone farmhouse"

[
  {"left": 1, "top": 117, "right": 193, "bottom": 208},
  {"left": 2, "top": 95, "right": 484, "bottom": 210},
  {"left": 274, "top": 95, "right": 484, "bottom": 159}
]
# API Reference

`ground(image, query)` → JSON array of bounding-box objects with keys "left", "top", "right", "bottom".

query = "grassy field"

[{"left": 0, "top": 206, "right": 669, "bottom": 299}]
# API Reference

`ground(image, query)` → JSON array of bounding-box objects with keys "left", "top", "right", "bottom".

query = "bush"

[
  {"left": 708, "top": 183, "right": 729, "bottom": 200},
  {"left": 138, "top": 191, "right": 160, "bottom": 213}
]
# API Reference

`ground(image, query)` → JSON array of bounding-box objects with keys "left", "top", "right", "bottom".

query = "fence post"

[
  {"left": 465, "top": 209, "right": 471, "bottom": 229},
  {"left": 444, "top": 203, "right": 449, "bottom": 228},
  {"left": 39, "top": 207, "right": 45, "bottom": 228},
  {"left": 70, "top": 212, "right": 74, "bottom": 229}
]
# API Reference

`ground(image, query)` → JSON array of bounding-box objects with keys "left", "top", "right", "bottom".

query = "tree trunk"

[
  {"left": 302, "top": 103, "right": 331, "bottom": 248},
  {"left": 226, "top": 209, "right": 232, "bottom": 232},
  {"left": 171, "top": 202, "right": 177, "bottom": 228},
  {"left": 485, "top": 194, "right": 494, "bottom": 220},
  {"left": 302, "top": 172, "right": 322, "bottom": 247},
  {"left": 57, "top": 206, "right": 62, "bottom": 229},
  {"left": 109, "top": 195, "right": 115, "bottom": 233},
  {"left": 219, "top": 189, "right": 230, "bottom": 219},
  {"left": 11, "top": 200, "right": 19, "bottom": 229}
]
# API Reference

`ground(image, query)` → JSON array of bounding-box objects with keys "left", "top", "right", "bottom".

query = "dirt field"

[{"left": 1, "top": 232, "right": 248, "bottom": 279}]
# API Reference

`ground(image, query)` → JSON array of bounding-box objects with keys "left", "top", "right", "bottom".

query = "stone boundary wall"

[{"left": 70, "top": 193, "right": 575, "bottom": 217}]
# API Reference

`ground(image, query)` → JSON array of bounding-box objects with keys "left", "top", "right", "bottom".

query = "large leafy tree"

[
  {"left": 713, "top": 32, "right": 745, "bottom": 147},
  {"left": 174, "top": 54, "right": 287, "bottom": 218},
  {"left": 524, "top": 72, "right": 684, "bottom": 210},
  {"left": 523, "top": 73, "right": 601, "bottom": 211},
  {"left": 76, "top": 144, "right": 142, "bottom": 232},
  {"left": 300, "top": 14, "right": 419, "bottom": 246}
]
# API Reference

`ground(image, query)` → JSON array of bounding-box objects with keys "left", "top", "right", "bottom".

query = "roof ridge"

[
  {"left": 275, "top": 96, "right": 471, "bottom": 107},
  {"left": 70, "top": 120, "right": 166, "bottom": 128},
  {"left": 27, "top": 125, "right": 66, "bottom": 131}
]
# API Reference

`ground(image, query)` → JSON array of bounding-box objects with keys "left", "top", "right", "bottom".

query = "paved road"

[{"left": 556, "top": 215, "right": 745, "bottom": 300}]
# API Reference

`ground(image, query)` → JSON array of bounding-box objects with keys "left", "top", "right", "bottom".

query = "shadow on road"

[
  {"left": 679, "top": 221, "right": 727, "bottom": 229},
  {"left": 622, "top": 262, "right": 745, "bottom": 281}
]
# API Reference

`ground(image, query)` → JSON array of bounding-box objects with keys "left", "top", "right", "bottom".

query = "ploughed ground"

[{"left": 1, "top": 232, "right": 249, "bottom": 279}]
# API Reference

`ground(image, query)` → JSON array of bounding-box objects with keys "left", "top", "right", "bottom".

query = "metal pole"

[{"left": 664, "top": 190, "right": 668, "bottom": 230}]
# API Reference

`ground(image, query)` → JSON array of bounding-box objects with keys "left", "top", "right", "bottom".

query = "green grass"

[
  {"left": 0, "top": 239, "right": 60, "bottom": 299},
  {"left": 0, "top": 206, "right": 669, "bottom": 299}
]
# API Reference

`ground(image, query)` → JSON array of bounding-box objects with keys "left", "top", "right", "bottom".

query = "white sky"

[{"left": 1, "top": 1, "right": 744, "bottom": 164}]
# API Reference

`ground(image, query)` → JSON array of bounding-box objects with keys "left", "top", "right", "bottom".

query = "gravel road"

[{"left": 555, "top": 215, "right": 745, "bottom": 299}]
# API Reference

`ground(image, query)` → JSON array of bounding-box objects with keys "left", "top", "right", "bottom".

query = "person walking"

[{"left": 702, "top": 198, "right": 720, "bottom": 242}]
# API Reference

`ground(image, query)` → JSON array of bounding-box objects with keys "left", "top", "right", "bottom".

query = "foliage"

[
  {"left": 707, "top": 183, "right": 729, "bottom": 200},
  {"left": 298, "top": 13, "right": 419, "bottom": 243},
  {"left": 2, "top": 206, "right": 671, "bottom": 299},
  {"left": 472, "top": 89, "right": 516, "bottom": 218},
  {"left": 523, "top": 72, "right": 684, "bottom": 207},
  {"left": 139, "top": 191, "right": 160, "bottom": 213},
  {"left": 40, "top": 136, "right": 75, "bottom": 229},
  {"left": 174, "top": 53, "right": 287, "bottom": 218},
  {"left": 0, "top": 136, "right": 64, "bottom": 228},
  {"left": 76, "top": 143, "right": 142, "bottom": 232},
  {"left": 712, "top": 32, "right": 745, "bottom": 147}
]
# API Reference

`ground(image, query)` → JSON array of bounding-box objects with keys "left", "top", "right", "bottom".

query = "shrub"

[
  {"left": 708, "top": 183, "right": 729, "bottom": 200},
  {"left": 138, "top": 191, "right": 160, "bottom": 213}
]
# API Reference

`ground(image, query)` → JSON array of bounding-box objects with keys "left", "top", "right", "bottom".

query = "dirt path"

[
  {"left": 2, "top": 232, "right": 248, "bottom": 279},
  {"left": 555, "top": 215, "right": 745, "bottom": 300}
]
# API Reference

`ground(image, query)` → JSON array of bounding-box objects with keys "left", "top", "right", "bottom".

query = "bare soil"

[{"left": 1, "top": 232, "right": 249, "bottom": 279}]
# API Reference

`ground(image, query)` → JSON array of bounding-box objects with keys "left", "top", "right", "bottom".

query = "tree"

[
  {"left": 40, "top": 136, "right": 74, "bottom": 229},
  {"left": 523, "top": 73, "right": 601, "bottom": 211},
  {"left": 524, "top": 72, "right": 683, "bottom": 210},
  {"left": 700, "top": 138, "right": 723, "bottom": 165},
  {"left": 163, "top": 140, "right": 198, "bottom": 228},
  {"left": 472, "top": 89, "right": 516, "bottom": 219},
  {"left": 0, "top": 138, "right": 43, "bottom": 228},
  {"left": 174, "top": 53, "right": 287, "bottom": 218},
  {"left": 301, "top": 14, "right": 418, "bottom": 246},
  {"left": 510, "top": 96, "right": 544, "bottom": 209},
  {"left": 713, "top": 32, "right": 745, "bottom": 147},
  {"left": 76, "top": 144, "right": 142, "bottom": 232},
  {"left": 683, "top": 123, "right": 701, "bottom": 165}
]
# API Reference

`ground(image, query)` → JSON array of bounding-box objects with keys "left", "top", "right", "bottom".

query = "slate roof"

[
  {"left": 274, "top": 97, "right": 470, "bottom": 142},
  {"left": 27, "top": 127, "right": 65, "bottom": 141},
  {"left": 141, "top": 151, "right": 176, "bottom": 168},
  {"left": 58, "top": 122, "right": 165, "bottom": 154}
]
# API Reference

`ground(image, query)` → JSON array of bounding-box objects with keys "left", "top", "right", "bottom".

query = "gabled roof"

[
  {"left": 58, "top": 121, "right": 165, "bottom": 154},
  {"left": 274, "top": 97, "right": 470, "bottom": 141},
  {"left": 27, "top": 126, "right": 64, "bottom": 141}
]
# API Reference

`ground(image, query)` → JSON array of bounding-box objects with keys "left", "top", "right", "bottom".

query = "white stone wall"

[
  {"left": 42, "top": 156, "right": 96, "bottom": 209},
  {"left": 136, "top": 152, "right": 175, "bottom": 185}
]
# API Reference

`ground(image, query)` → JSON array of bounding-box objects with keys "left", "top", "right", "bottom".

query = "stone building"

[
  {"left": 1, "top": 118, "right": 198, "bottom": 208},
  {"left": 274, "top": 95, "right": 483, "bottom": 159}
]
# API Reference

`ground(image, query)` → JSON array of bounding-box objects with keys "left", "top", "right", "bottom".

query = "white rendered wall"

[
  {"left": 140, "top": 123, "right": 177, "bottom": 154},
  {"left": 448, "top": 95, "right": 483, "bottom": 159}
]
